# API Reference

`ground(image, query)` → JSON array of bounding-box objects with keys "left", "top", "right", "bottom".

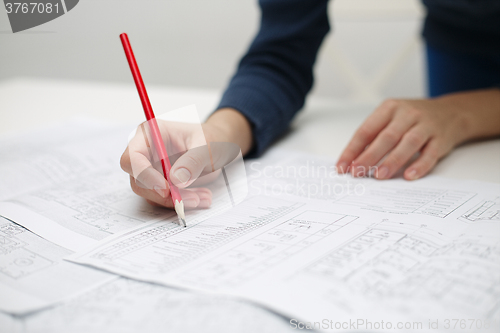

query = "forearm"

[
  {"left": 216, "top": 0, "right": 330, "bottom": 157},
  {"left": 436, "top": 88, "right": 500, "bottom": 143},
  {"left": 204, "top": 108, "right": 253, "bottom": 156}
]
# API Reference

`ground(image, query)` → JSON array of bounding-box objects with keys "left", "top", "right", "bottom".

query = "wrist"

[
  {"left": 436, "top": 89, "right": 500, "bottom": 143},
  {"left": 204, "top": 108, "right": 253, "bottom": 155}
]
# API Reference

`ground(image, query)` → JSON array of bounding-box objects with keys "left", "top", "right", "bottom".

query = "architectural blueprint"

[
  {"left": 0, "top": 171, "right": 174, "bottom": 251},
  {"left": 70, "top": 151, "right": 500, "bottom": 332},
  {"left": 1, "top": 121, "right": 499, "bottom": 332},
  {"left": 7, "top": 277, "right": 294, "bottom": 333},
  {"left": 0, "top": 121, "right": 181, "bottom": 251},
  {"left": 0, "top": 120, "right": 124, "bottom": 201},
  {"left": 0, "top": 216, "right": 114, "bottom": 314},
  {"left": 460, "top": 197, "right": 500, "bottom": 222},
  {"left": 68, "top": 196, "right": 307, "bottom": 287}
]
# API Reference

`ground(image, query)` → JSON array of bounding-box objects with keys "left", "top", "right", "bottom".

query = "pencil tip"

[{"left": 174, "top": 200, "right": 186, "bottom": 227}]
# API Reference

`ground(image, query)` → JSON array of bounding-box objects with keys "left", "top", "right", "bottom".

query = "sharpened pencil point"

[{"left": 174, "top": 200, "right": 186, "bottom": 227}]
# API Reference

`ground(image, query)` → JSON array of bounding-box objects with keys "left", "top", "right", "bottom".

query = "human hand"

[
  {"left": 120, "top": 120, "right": 215, "bottom": 209},
  {"left": 120, "top": 108, "right": 253, "bottom": 209},
  {"left": 336, "top": 89, "right": 500, "bottom": 180}
]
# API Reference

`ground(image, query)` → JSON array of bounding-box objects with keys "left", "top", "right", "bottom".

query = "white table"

[
  {"left": 1, "top": 78, "right": 499, "bottom": 183},
  {"left": 1, "top": 78, "right": 499, "bottom": 332}
]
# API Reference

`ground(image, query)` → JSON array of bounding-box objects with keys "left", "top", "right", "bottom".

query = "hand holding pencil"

[
  {"left": 119, "top": 33, "right": 251, "bottom": 222},
  {"left": 119, "top": 33, "right": 213, "bottom": 226}
]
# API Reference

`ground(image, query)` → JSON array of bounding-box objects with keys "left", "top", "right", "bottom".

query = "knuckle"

[
  {"left": 386, "top": 154, "right": 405, "bottom": 168},
  {"left": 130, "top": 178, "right": 140, "bottom": 196},
  {"left": 426, "top": 147, "right": 439, "bottom": 160},
  {"left": 382, "top": 98, "right": 399, "bottom": 109},
  {"left": 356, "top": 125, "right": 372, "bottom": 141},
  {"left": 357, "top": 152, "right": 374, "bottom": 165},
  {"left": 120, "top": 150, "right": 130, "bottom": 171},
  {"left": 185, "top": 153, "right": 204, "bottom": 169},
  {"left": 404, "top": 132, "right": 424, "bottom": 147},
  {"left": 158, "top": 197, "right": 171, "bottom": 208},
  {"left": 382, "top": 130, "right": 400, "bottom": 143},
  {"left": 406, "top": 107, "right": 422, "bottom": 120}
]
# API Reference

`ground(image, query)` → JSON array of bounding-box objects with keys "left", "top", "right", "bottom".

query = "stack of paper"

[{"left": 1, "top": 122, "right": 499, "bottom": 333}]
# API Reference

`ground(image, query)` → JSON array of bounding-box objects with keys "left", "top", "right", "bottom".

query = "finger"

[
  {"left": 209, "top": 142, "right": 241, "bottom": 171},
  {"left": 131, "top": 176, "right": 211, "bottom": 209},
  {"left": 193, "top": 188, "right": 212, "bottom": 209},
  {"left": 131, "top": 175, "right": 173, "bottom": 208},
  {"left": 351, "top": 112, "right": 418, "bottom": 177},
  {"left": 122, "top": 124, "right": 173, "bottom": 194},
  {"left": 145, "top": 199, "right": 163, "bottom": 207},
  {"left": 170, "top": 145, "right": 212, "bottom": 188},
  {"left": 375, "top": 125, "right": 431, "bottom": 179},
  {"left": 404, "top": 139, "right": 444, "bottom": 180},
  {"left": 179, "top": 188, "right": 212, "bottom": 209},
  {"left": 121, "top": 124, "right": 156, "bottom": 177},
  {"left": 120, "top": 147, "right": 133, "bottom": 174},
  {"left": 134, "top": 166, "right": 170, "bottom": 197},
  {"left": 336, "top": 100, "right": 397, "bottom": 173},
  {"left": 190, "top": 169, "right": 221, "bottom": 187},
  {"left": 145, "top": 189, "right": 212, "bottom": 209}
]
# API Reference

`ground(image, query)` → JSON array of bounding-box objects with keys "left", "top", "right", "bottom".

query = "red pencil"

[{"left": 119, "top": 33, "right": 186, "bottom": 227}]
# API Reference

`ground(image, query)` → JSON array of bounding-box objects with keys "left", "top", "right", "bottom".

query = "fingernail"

[
  {"left": 337, "top": 162, "right": 348, "bottom": 174},
  {"left": 184, "top": 199, "right": 198, "bottom": 208},
  {"left": 153, "top": 185, "right": 166, "bottom": 198},
  {"left": 174, "top": 168, "right": 191, "bottom": 185},
  {"left": 406, "top": 169, "right": 418, "bottom": 180},
  {"left": 377, "top": 167, "right": 389, "bottom": 179},
  {"left": 198, "top": 199, "right": 211, "bottom": 208}
]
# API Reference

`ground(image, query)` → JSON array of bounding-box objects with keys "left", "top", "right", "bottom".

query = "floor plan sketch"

[
  {"left": 289, "top": 219, "right": 500, "bottom": 323},
  {"left": 0, "top": 216, "right": 114, "bottom": 314},
  {"left": 3, "top": 139, "right": 498, "bottom": 331},
  {"left": 338, "top": 185, "right": 476, "bottom": 218},
  {"left": 70, "top": 196, "right": 304, "bottom": 282},
  {"left": 181, "top": 211, "right": 359, "bottom": 288},
  {"left": 0, "top": 122, "right": 128, "bottom": 202},
  {"left": 14, "top": 277, "right": 294, "bottom": 333},
  {"left": 459, "top": 197, "right": 500, "bottom": 222},
  {"left": 8, "top": 171, "right": 170, "bottom": 240},
  {"left": 0, "top": 222, "right": 55, "bottom": 280},
  {"left": 0, "top": 171, "right": 177, "bottom": 252}
]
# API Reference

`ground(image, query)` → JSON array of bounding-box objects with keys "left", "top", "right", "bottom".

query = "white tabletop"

[
  {"left": 0, "top": 78, "right": 499, "bottom": 332},
  {"left": 1, "top": 78, "right": 499, "bottom": 183}
]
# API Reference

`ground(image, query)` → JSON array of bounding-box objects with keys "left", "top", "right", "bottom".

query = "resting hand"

[{"left": 336, "top": 89, "right": 500, "bottom": 180}]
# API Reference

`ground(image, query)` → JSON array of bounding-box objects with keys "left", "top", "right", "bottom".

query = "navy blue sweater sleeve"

[{"left": 216, "top": 0, "right": 330, "bottom": 157}]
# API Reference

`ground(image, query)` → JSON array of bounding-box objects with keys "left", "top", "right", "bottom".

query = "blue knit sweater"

[{"left": 217, "top": 0, "right": 500, "bottom": 157}]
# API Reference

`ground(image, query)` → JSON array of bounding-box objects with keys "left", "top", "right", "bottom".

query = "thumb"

[{"left": 169, "top": 145, "right": 212, "bottom": 188}]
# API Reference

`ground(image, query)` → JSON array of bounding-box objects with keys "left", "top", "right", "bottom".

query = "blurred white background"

[{"left": 0, "top": 0, "right": 426, "bottom": 104}]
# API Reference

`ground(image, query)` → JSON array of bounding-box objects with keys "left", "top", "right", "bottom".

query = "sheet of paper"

[
  {"left": 0, "top": 119, "right": 122, "bottom": 201},
  {"left": 70, "top": 150, "right": 500, "bottom": 332},
  {"left": 0, "top": 120, "right": 166, "bottom": 313},
  {"left": 0, "top": 171, "right": 175, "bottom": 252},
  {"left": 0, "top": 121, "right": 176, "bottom": 251},
  {"left": 0, "top": 311, "right": 21, "bottom": 333},
  {"left": 0, "top": 117, "right": 250, "bottom": 320},
  {"left": 10, "top": 277, "right": 294, "bottom": 333},
  {"left": 0, "top": 216, "right": 115, "bottom": 314}
]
